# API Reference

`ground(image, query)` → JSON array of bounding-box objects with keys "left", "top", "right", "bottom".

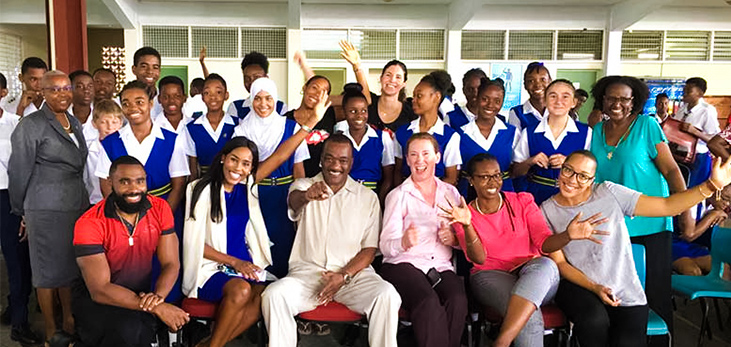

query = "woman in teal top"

[{"left": 589, "top": 75, "right": 690, "bottom": 342}]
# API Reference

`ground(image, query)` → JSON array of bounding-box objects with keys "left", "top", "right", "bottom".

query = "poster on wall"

[
  {"left": 642, "top": 78, "right": 685, "bottom": 116},
  {"left": 491, "top": 63, "right": 523, "bottom": 115}
]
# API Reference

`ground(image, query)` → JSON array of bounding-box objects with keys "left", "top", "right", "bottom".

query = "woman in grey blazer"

[{"left": 9, "top": 71, "right": 89, "bottom": 344}]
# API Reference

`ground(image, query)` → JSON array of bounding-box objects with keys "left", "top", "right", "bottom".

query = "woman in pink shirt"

[
  {"left": 444, "top": 153, "right": 607, "bottom": 347},
  {"left": 379, "top": 132, "right": 467, "bottom": 347}
]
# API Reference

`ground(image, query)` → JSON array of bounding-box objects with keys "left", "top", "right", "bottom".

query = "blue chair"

[
  {"left": 631, "top": 244, "right": 672, "bottom": 345},
  {"left": 672, "top": 226, "right": 731, "bottom": 347}
]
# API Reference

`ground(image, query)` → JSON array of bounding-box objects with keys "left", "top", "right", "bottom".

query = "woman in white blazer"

[{"left": 183, "top": 95, "right": 330, "bottom": 347}]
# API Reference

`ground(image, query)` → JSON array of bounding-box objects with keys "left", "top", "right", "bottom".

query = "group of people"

[{"left": 0, "top": 40, "right": 728, "bottom": 347}]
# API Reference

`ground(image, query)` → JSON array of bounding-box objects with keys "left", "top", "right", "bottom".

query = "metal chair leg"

[{"left": 698, "top": 298, "right": 710, "bottom": 347}]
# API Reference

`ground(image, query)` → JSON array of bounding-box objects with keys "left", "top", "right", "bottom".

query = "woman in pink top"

[
  {"left": 444, "top": 153, "right": 608, "bottom": 347},
  {"left": 379, "top": 133, "right": 467, "bottom": 347}
]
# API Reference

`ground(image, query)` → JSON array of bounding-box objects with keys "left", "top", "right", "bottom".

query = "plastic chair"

[
  {"left": 632, "top": 244, "right": 672, "bottom": 345},
  {"left": 671, "top": 226, "right": 731, "bottom": 347},
  {"left": 180, "top": 297, "right": 266, "bottom": 347},
  {"left": 475, "top": 302, "right": 570, "bottom": 347}
]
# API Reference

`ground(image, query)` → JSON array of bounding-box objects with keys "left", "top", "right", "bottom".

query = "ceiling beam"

[
  {"left": 101, "top": 0, "right": 136, "bottom": 29},
  {"left": 289, "top": 0, "right": 301, "bottom": 30},
  {"left": 608, "top": 0, "right": 676, "bottom": 32},
  {"left": 448, "top": 0, "right": 479, "bottom": 31}
]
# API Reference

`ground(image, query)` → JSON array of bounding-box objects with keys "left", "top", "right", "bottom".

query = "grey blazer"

[{"left": 9, "top": 104, "right": 89, "bottom": 215}]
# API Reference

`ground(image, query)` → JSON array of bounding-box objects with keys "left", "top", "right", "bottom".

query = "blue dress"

[
  {"left": 349, "top": 129, "right": 387, "bottom": 190},
  {"left": 447, "top": 105, "right": 507, "bottom": 130},
  {"left": 509, "top": 104, "right": 542, "bottom": 131},
  {"left": 457, "top": 120, "right": 517, "bottom": 198},
  {"left": 197, "top": 184, "right": 253, "bottom": 302},
  {"left": 257, "top": 119, "right": 298, "bottom": 279},
  {"left": 186, "top": 112, "right": 239, "bottom": 174},
  {"left": 394, "top": 121, "right": 458, "bottom": 179},
  {"left": 523, "top": 121, "right": 590, "bottom": 205}
]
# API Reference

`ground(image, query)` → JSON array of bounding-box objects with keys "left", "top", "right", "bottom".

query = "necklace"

[
  {"left": 60, "top": 114, "right": 71, "bottom": 131},
  {"left": 117, "top": 210, "right": 140, "bottom": 246},
  {"left": 605, "top": 117, "right": 637, "bottom": 160},
  {"left": 475, "top": 194, "right": 502, "bottom": 215}
]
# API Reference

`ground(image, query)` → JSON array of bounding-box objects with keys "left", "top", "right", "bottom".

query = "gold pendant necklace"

[{"left": 605, "top": 117, "right": 637, "bottom": 160}]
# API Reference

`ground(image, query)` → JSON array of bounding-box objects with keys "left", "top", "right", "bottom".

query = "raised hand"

[
  {"left": 306, "top": 181, "right": 331, "bottom": 201},
  {"left": 339, "top": 40, "right": 361, "bottom": 68},
  {"left": 438, "top": 196, "right": 472, "bottom": 226},
  {"left": 401, "top": 223, "right": 419, "bottom": 251},
  {"left": 311, "top": 89, "right": 332, "bottom": 124},
  {"left": 199, "top": 46, "right": 207, "bottom": 62},
  {"left": 709, "top": 155, "right": 731, "bottom": 189},
  {"left": 566, "top": 211, "right": 609, "bottom": 244}
]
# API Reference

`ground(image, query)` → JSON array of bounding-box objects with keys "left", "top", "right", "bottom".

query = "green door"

[
  {"left": 313, "top": 68, "right": 346, "bottom": 95},
  {"left": 160, "top": 65, "right": 189, "bottom": 94},
  {"left": 556, "top": 69, "right": 599, "bottom": 123}
]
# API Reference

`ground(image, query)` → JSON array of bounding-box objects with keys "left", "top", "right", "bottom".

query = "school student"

[
  {"left": 334, "top": 88, "right": 395, "bottom": 202},
  {"left": 445, "top": 68, "right": 489, "bottom": 129},
  {"left": 186, "top": 74, "right": 239, "bottom": 181},
  {"left": 68, "top": 70, "right": 99, "bottom": 147},
  {"left": 154, "top": 75, "right": 189, "bottom": 134},
  {"left": 130, "top": 46, "right": 164, "bottom": 116},
  {"left": 85, "top": 99, "right": 124, "bottom": 205},
  {"left": 226, "top": 51, "right": 287, "bottom": 119},
  {"left": 512, "top": 79, "right": 591, "bottom": 205},
  {"left": 0, "top": 57, "right": 48, "bottom": 117},
  {"left": 507, "top": 62, "right": 552, "bottom": 131}
]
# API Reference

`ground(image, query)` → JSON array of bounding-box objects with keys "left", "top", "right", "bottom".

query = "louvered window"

[
  {"left": 461, "top": 30, "right": 505, "bottom": 60},
  {"left": 557, "top": 30, "right": 603, "bottom": 60},
  {"left": 665, "top": 31, "right": 710, "bottom": 61},
  {"left": 302, "top": 29, "right": 348, "bottom": 60},
  {"left": 621, "top": 30, "right": 663, "bottom": 60},
  {"left": 508, "top": 30, "right": 553, "bottom": 61},
  {"left": 0, "top": 32, "right": 22, "bottom": 100},
  {"left": 351, "top": 29, "right": 397, "bottom": 60},
  {"left": 713, "top": 31, "right": 731, "bottom": 61},
  {"left": 142, "top": 26, "right": 189, "bottom": 58},
  {"left": 399, "top": 29, "right": 445, "bottom": 60},
  {"left": 241, "top": 27, "right": 286, "bottom": 59},
  {"left": 192, "top": 27, "right": 238, "bottom": 58}
]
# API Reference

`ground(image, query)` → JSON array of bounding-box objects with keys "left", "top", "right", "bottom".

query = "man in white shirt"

[
  {"left": 262, "top": 134, "right": 400, "bottom": 347},
  {"left": 0, "top": 57, "right": 48, "bottom": 117}
]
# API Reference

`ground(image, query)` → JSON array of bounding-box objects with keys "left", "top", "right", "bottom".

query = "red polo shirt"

[{"left": 73, "top": 195, "right": 175, "bottom": 293}]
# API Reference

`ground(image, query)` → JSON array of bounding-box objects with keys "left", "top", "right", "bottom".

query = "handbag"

[{"left": 661, "top": 117, "right": 698, "bottom": 165}]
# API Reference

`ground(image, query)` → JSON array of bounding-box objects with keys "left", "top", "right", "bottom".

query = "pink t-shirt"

[{"left": 453, "top": 192, "right": 553, "bottom": 274}]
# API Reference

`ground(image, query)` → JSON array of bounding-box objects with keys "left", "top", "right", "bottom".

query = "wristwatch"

[{"left": 342, "top": 271, "right": 352, "bottom": 285}]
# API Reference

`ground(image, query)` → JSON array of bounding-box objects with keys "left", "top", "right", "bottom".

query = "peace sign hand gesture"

[
  {"left": 566, "top": 211, "right": 610, "bottom": 244},
  {"left": 438, "top": 196, "right": 472, "bottom": 227}
]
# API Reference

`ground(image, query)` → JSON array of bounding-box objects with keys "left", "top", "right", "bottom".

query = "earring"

[{"left": 220, "top": 160, "right": 224, "bottom": 164}]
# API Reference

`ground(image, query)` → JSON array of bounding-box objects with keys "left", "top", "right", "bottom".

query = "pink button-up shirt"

[{"left": 380, "top": 177, "right": 461, "bottom": 274}]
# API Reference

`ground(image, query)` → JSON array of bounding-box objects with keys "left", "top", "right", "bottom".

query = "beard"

[{"left": 109, "top": 190, "right": 149, "bottom": 214}]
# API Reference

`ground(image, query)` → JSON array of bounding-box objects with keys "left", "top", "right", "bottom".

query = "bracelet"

[
  {"left": 301, "top": 124, "right": 314, "bottom": 133},
  {"left": 699, "top": 184, "right": 714, "bottom": 198},
  {"left": 707, "top": 179, "right": 723, "bottom": 191},
  {"left": 467, "top": 236, "right": 480, "bottom": 246}
]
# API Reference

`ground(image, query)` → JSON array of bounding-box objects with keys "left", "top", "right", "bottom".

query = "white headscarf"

[{"left": 236, "top": 78, "right": 286, "bottom": 161}]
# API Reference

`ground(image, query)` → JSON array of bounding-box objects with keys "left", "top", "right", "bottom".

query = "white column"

[
  {"left": 286, "top": 29, "right": 302, "bottom": 108},
  {"left": 445, "top": 30, "right": 465, "bottom": 104},
  {"left": 123, "top": 28, "right": 139, "bottom": 82},
  {"left": 604, "top": 30, "right": 623, "bottom": 76}
]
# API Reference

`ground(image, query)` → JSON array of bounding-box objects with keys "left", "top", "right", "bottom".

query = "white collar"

[
  {"left": 118, "top": 121, "right": 165, "bottom": 142},
  {"left": 335, "top": 120, "right": 379, "bottom": 148},
  {"left": 523, "top": 100, "right": 548, "bottom": 118},
  {"left": 534, "top": 115, "right": 578, "bottom": 134},
  {"left": 193, "top": 113, "right": 236, "bottom": 126},
  {"left": 461, "top": 117, "right": 507, "bottom": 136},
  {"left": 407, "top": 117, "right": 446, "bottom": 136},
  {"left": 461, "top": 104, "right": 477, "bottom": 120}
]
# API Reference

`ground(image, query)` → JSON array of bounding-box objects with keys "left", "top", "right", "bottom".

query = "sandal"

[
  {"left": 313, "top": 323, "right": 331, "bottom": 336},
  {"left": 297, "top": 321, "right": 312, "bottom": 335}
]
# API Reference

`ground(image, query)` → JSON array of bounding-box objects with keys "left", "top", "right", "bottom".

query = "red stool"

[
  {"left": 182, "top": 297, "right": 218, "bottom": 320},
  {"left": 478, "top": 303, "right": 571, "bottom": 347},
  {"left": 297, "top": 302, "right": 364, "bottom": 323}
]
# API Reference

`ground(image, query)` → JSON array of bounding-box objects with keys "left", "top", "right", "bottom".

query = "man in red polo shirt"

[{"left": 72, "top": 155, "right": 189, "bottom": 347}]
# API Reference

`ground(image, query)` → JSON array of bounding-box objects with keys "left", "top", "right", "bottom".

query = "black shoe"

[
  {"left": 10, "top": 325, "right": 43, "bottom": 346},
  {"left": 0, "top": 306, "right": 11, "bottom": 326}
]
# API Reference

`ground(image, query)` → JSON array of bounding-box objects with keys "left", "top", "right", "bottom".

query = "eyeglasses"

[
  {"left": 44, "top": 86, "right": 73, "bottom": 93},
  {"left": 560, "top": 165, "right": 594, "bottom": 184},
  {"left": 472, "top": 173, "right": 503, "bottom": 183},
  {"left": 604, "top": 96, "right": 633, "bottom": 105}
]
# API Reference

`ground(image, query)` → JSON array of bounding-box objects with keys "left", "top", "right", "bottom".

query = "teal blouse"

[{"left": 591, "top": 115, "right": 672, "bottom": 237}]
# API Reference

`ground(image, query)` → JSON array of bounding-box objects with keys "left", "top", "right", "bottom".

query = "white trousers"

[{"left": 262, "top": 267, "right": 401, "bottom": 347}]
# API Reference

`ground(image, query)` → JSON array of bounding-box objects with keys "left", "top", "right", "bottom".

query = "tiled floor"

[{"left": 1, "top": 256, "right": 730, "bottom": 346}]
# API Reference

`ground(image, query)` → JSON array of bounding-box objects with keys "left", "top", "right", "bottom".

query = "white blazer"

[{"left": 182, "top": 176, "right": 272, "bottom": 298}]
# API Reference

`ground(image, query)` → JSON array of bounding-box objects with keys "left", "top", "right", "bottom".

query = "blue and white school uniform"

[
  {"left": 95, "top": 123, "right": 190, "bottom": 199},
  {"left": 226, "top": 97, "right": 287, "bottom": 120},
  {"left": 394, "top": 118, "right": 462, "bottom": 179},
  {"left": 185, "top": 112, "right": 238, "bottom": 175},
  {"left": 233, "top": 111, "right": 309, "bottom": 279},
  {"left": 513, "top": 116, "right": 592, "bottom": 205},
  {"left": 673, "top": 99, "right": 720, "bottom": 187},
  {"left": 446, "top": 104, "right": 510, "bottom": 131},
  {"left": 153, "top": 111, "right": 189, "bottom": 135},
  {"left": 508, "top": 100, "right": 548, "bottom": 131},
  {"left": 458, "top": 118, "right": 519, "bottom": 197},
  {"left": 334, "top": 120, "right": 395, "bottom": 190}
]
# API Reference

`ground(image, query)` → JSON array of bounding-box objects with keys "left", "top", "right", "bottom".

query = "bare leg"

[
  {"left": 673, "top": 257, "right": 703, "bottom": 276},
  {"left": 224, "top": 284, "right": 264, "bottom": 343},
  {"left": 57, "top": 287, "right": 74, "bottom": 334},
  {"left": 37, "top": 287, "right": 58, "bottom": 341},
  {"left": 493, "top": 295, "right": 536, "bottom": 347},
  {"left": 202, "top": 279, "right": 262, "bottom": 347},
  {"left": 694, "top": 255, "right": 712, "bottom": 275}
]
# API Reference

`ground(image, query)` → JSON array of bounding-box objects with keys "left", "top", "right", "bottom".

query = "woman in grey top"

[
  {"left": 9, "top": 71, "right": 89, "bottom": 345},
  {"left": 540, "top": 149, "right": 731, "bottom": 347}
]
